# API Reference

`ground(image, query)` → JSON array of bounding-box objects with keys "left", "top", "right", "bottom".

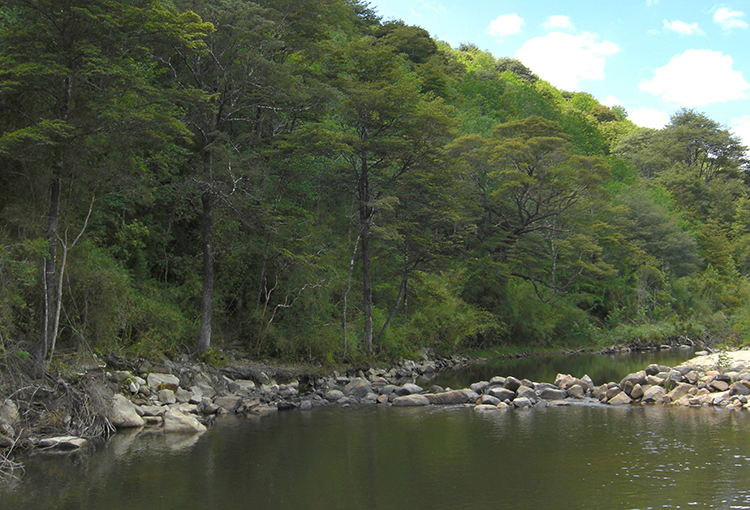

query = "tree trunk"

[
  {"left": 197, "top": 148, "right": 214, "bottom": 355},
  {"left": 376, "top": 269, "right": 408, "bottom": 346},
  {"left": 39, "top": 157, "right": 62, "bottom": 365}
]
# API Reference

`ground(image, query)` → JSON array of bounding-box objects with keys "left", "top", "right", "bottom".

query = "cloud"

[
  {"left": 514, "top": 32, "right": 620, "bottom": 90},
  {"left": 629, "top": 108, "right": 670, "bottom": 129},
  {"left": 487, "top": 14, "right": 524, "bottom": 38},
  {"left": 663, "top": 19, "right": 704, "bottom": 35},
  {"left": 543, "top": 15, "right": 574, "bottom": 30},
  {"left": 731, "top": 115, "right": 750, "bottom": 148},
  {"left": 639, "top": 49, "right": 749, "bottom": 106},
  {"left": 714, "top": 7, "right": 749, "bottom": 30},
  {"left": 603, "top": 95, "right": 623, "bottom": 107}
]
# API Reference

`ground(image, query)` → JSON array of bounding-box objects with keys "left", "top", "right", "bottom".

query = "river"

[{"left": 4, "top": 349, "right": 750, "bottom": 509}]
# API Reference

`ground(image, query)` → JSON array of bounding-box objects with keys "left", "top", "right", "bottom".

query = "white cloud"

[
  {"left": 731, "top": 115, "right": 750, "bottom": 148},
  {"left": 639, "top": 49, "right": 749, "bottom": 106},
  {"left": 543, "top": 15, "right": 574, "bottom": 30},
  {"left": 714, "top": 7, "right": 749, "bottom": 30},
  {"left": 486, "top": 14, "right": 524, "bottom": 38},
  {"left": 663, "top": 19, "right": 704, "bottom": 35},
  {"left": 629, "top": 108, "right": 670, "bottom": 129},
  {"left": 603, "top": 95, "right": 622, "bottom": 107},
  {"left": 514, "top": 32, "right": 620, "bottom": 90}
]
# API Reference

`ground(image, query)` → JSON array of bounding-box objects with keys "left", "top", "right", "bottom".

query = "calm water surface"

[{"left": 4, "top": 351, "right": 750, "bottom": 510}]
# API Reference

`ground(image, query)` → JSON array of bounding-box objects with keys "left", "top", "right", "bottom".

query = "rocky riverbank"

[{"left": 2, "top": 348, "right": 750, "bottom": 465}]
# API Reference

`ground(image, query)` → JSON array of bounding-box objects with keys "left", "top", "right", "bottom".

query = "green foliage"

[{"left": 1, "top": 0, "right": 749, "bottom": 364}]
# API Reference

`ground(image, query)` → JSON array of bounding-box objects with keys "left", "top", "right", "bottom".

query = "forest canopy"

[{"left": 1, "top": 0, "right": 748, "bottom": 367}]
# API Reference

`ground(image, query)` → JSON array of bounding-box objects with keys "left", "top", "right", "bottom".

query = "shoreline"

[{"left": 2, "top": 346, "right": 750, "bottom": 477}]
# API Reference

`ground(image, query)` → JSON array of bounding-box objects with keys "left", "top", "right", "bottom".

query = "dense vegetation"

[{"left": 1, "top": 0, "right": 748, "bottom": 367}]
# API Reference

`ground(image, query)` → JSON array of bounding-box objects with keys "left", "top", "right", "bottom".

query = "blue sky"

[{"left": 366, "top": 0, "right": 750, "bottom": 145}]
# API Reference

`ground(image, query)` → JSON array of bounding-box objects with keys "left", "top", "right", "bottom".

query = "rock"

[
  {"left": 163, "top": 409, "right": 207, "bottom": 433},
  {"left": 620, "top": 371, "right": 646, "bottom": 388},
  {"left": 476, "top": 395, "right": 502, "bottom": 406},
  {"left": 470, "top": 381, "right": 490, "bottom": 394},
  {"left": 324, "top": 389, "right": 345, "bottom": 402},
  {"left": 667, "top": 370, "right": 684, "bottom": 383},
  {"left": 512, "top": 397, "right": 533, "bottom": 408},
  {"left": 709, "top": 379, "right": 730, "bottom": 393},
  {"left": 0, "top": 399, "right": 19, "bottom": 427},
  {"left": 175, "top": 387, "right": 193, "bottom": 404},
  {"left": 581, "top": 375, "right": 595, "bottom": 390},
  {"left": 630, "top": 384, "right": 644, "bottom": 400},
  {"left": 400, "top": 383, "right": 424, "bottom": 395},
  {"left": 644, "top": 364, "right": 661, "bottom": 376},
  {"left": 605, "top": 386, "right": 622, "bottom": 400},
  {"left": 642, "top": 385, "right": 668, "bottom": 404},
  {"left": 344, "top": 378, "right": 372, "bottom": 399},
  {"left": 424, "top": 390, "right": 470, "bottom": 405},
  {"left": 139, "top": 405, "right": 167, "bottom": 417},
  {"left": 228, "top": 379, "right": 256, "bottom": 395},
  {"left": 567, "top": 385, "right": 585, "bottom": 399},
  {"left": 489, "top": 376, "right": 506, "bottom": 386},
  {"left": 730, "top": 381, "right": 750, "bottom": 396},
  {"left": 683, "top": 371, "right": 700, "bottom": 385},
  {"left": 667, "top": 383, "right": 693, "bottom": 402},
  {"left": 158, "top": 389, "right": 177, "bottom": 405},
  {"left": 109, "top": 394, "right": 145, "bottom": 428},
  {"left": 214, "top": 395, "right": 242, "bottom": 412},
  {"left": 38, "top": 436, "right": 88, "bottom": 451},
  {"left": 516, "top": 385, "right": 539, "bottom": 403},
  {"left": 607, "top": 392, "right": 633, "bottom": 405},
  {"left": 540, "top": 388, "right": 568, "bottom": 400},
  {"left": 487, "top": 387, "right": 515, "bottom": 401},
  {"left": 504, "top": 376, "right": 522, "bottom": 391},
  {"left": 299, "top": 400, "right": 313, "bottom": 411},
  {"left": 376, "top": 394, "right": 389, "bottom": 404},
  {"left": 392, "top": 394, "right": 430, "bottom": 407},
  {"left": 147, "top": 372, "right": 180, "bottom": 391}
]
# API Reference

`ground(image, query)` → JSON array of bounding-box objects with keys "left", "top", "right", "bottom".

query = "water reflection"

[{"left": 3, "top": 405, "right": 750, "bottom": 509}]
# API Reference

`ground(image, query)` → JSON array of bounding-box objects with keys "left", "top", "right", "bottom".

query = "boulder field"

[{"left": 4, "top": 350, "right": 750, "bottom": 453}]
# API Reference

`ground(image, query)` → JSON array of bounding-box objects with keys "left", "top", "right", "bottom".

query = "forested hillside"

[{"left": 1, "top": 0, "right": 748, "bottom": 366}]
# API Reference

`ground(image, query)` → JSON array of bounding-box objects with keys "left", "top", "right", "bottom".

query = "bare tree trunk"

[
  {"left": 198, "top": 149, "right": 214, "bottom": 355},
  {"left": 39, "top": 158, "right": 62, "bottom": 366},
  {"left": 256, "top": 232, "right": 271, "bottom": 308}
]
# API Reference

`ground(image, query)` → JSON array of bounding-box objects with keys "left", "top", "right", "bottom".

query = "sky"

[{"left": 365, "top": 0, "right": 750, "bottom": 146}]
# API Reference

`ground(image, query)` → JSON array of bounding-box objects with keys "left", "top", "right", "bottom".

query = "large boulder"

[
  {"left": 620, "top": 371, "right": 646, "bottom": 388},
  {"left": 642, "top": 385, "right": 668, "bottom": 404},
  {"left": 147, "top": 372, "right": 180, "bottom": 391},
  {"left": 516, "top": 385, "right": 539, "bottom": 403},
  {"left": 540, "top": 388, "right": 568, "bottom": 400},
  {"left": 163, "top": 409, "right": 207, "bottom": 433},
  {"left": 667, "top": 383, "right": 694, "bottom": 402},
  {"left": 424, "top": 390, "right": 470, "bottom": 405},
  {"left": 392, "top": 394, "right": 430, "bottom": 407},
  {"left": 504, "top": 376, "right": 522, "bottom": 391},
  {"left": 109, "top": 394, "right": 145, "bottom": 428},
  {"left": 487, "top": 387, "right": 516, "bottom": 401},
  {"left": 0, "top": 399, "right": 19, "bottom": 428},
  {"left": 608, "top": 392, "right": 633, "bottom": 405},
  {"left": 344, "top": 378, "right": 372, "bottom": 399},
  {"left": 38, "top": 436, "right": 88, "bottom": 452}
]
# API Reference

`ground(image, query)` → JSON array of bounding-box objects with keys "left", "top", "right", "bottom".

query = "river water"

[{"left": 4, "top": 350, "right": 750, "bottom": 510}]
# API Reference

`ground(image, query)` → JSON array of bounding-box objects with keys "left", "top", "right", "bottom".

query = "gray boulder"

[
  {"left": 540, "top": 388, "right": 568, "bottom": 400},
  {"left": 608, "top": 392, "right": 633, "bottom": 405},
  {"left": 163, "top": 409, "right": 207, "bottom": 433},
  {"left": 642, "top": 385, "right": 668, "bottom": 404},
  {"left": 504, "top": 376, "right": 522, "bottom": 391},
  {"left": 424, "top": 390, "right": 470, "bottom": 405},
  {"left": 512, "top": 397, "right": 533, "bottom": 408},
  {"left": 516, "top": 385, "right": 539, "bottom": 403},
  {"left": 487, "top": 387, "right": 515, "bottom": 401},
  {"left": 109, "top": 394, "right": 145, "bottom": 428},
  {"left": 392, "top": 394, "right": 430, "bottom": 407},
  {"left": 344, "top": 378, "right": 372, "bottom": 399},
  {"left": 476, "top": 395, "right": 502, "bottom": 406},
  {"left": 147, "top": 372, "right": 180, "bottom": 391}
]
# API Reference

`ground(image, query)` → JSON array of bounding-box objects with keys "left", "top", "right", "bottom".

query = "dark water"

[
  {"left": 4, "top": 350, "right": 750, "bottom": 510},
  {"left": 426, "top": 348, "right": 696, "bottom": 389}
]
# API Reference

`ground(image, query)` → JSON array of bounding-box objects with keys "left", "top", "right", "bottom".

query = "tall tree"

[{"left": 331, "top": 36, "right": 455, "bottom": 352}]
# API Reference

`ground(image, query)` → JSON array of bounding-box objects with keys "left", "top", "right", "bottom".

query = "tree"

[
  {"left": 0, "top": 0, "right": 209, "bottom": 367},
  {"left": 171, "top": 0, "right": 331, "bottom": 354},
  {"left": 450, "top": 116, "right": 612, "bottom": 302},
  {"left": 330, "top": 36, "right": 456, "bottom": 352}
]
